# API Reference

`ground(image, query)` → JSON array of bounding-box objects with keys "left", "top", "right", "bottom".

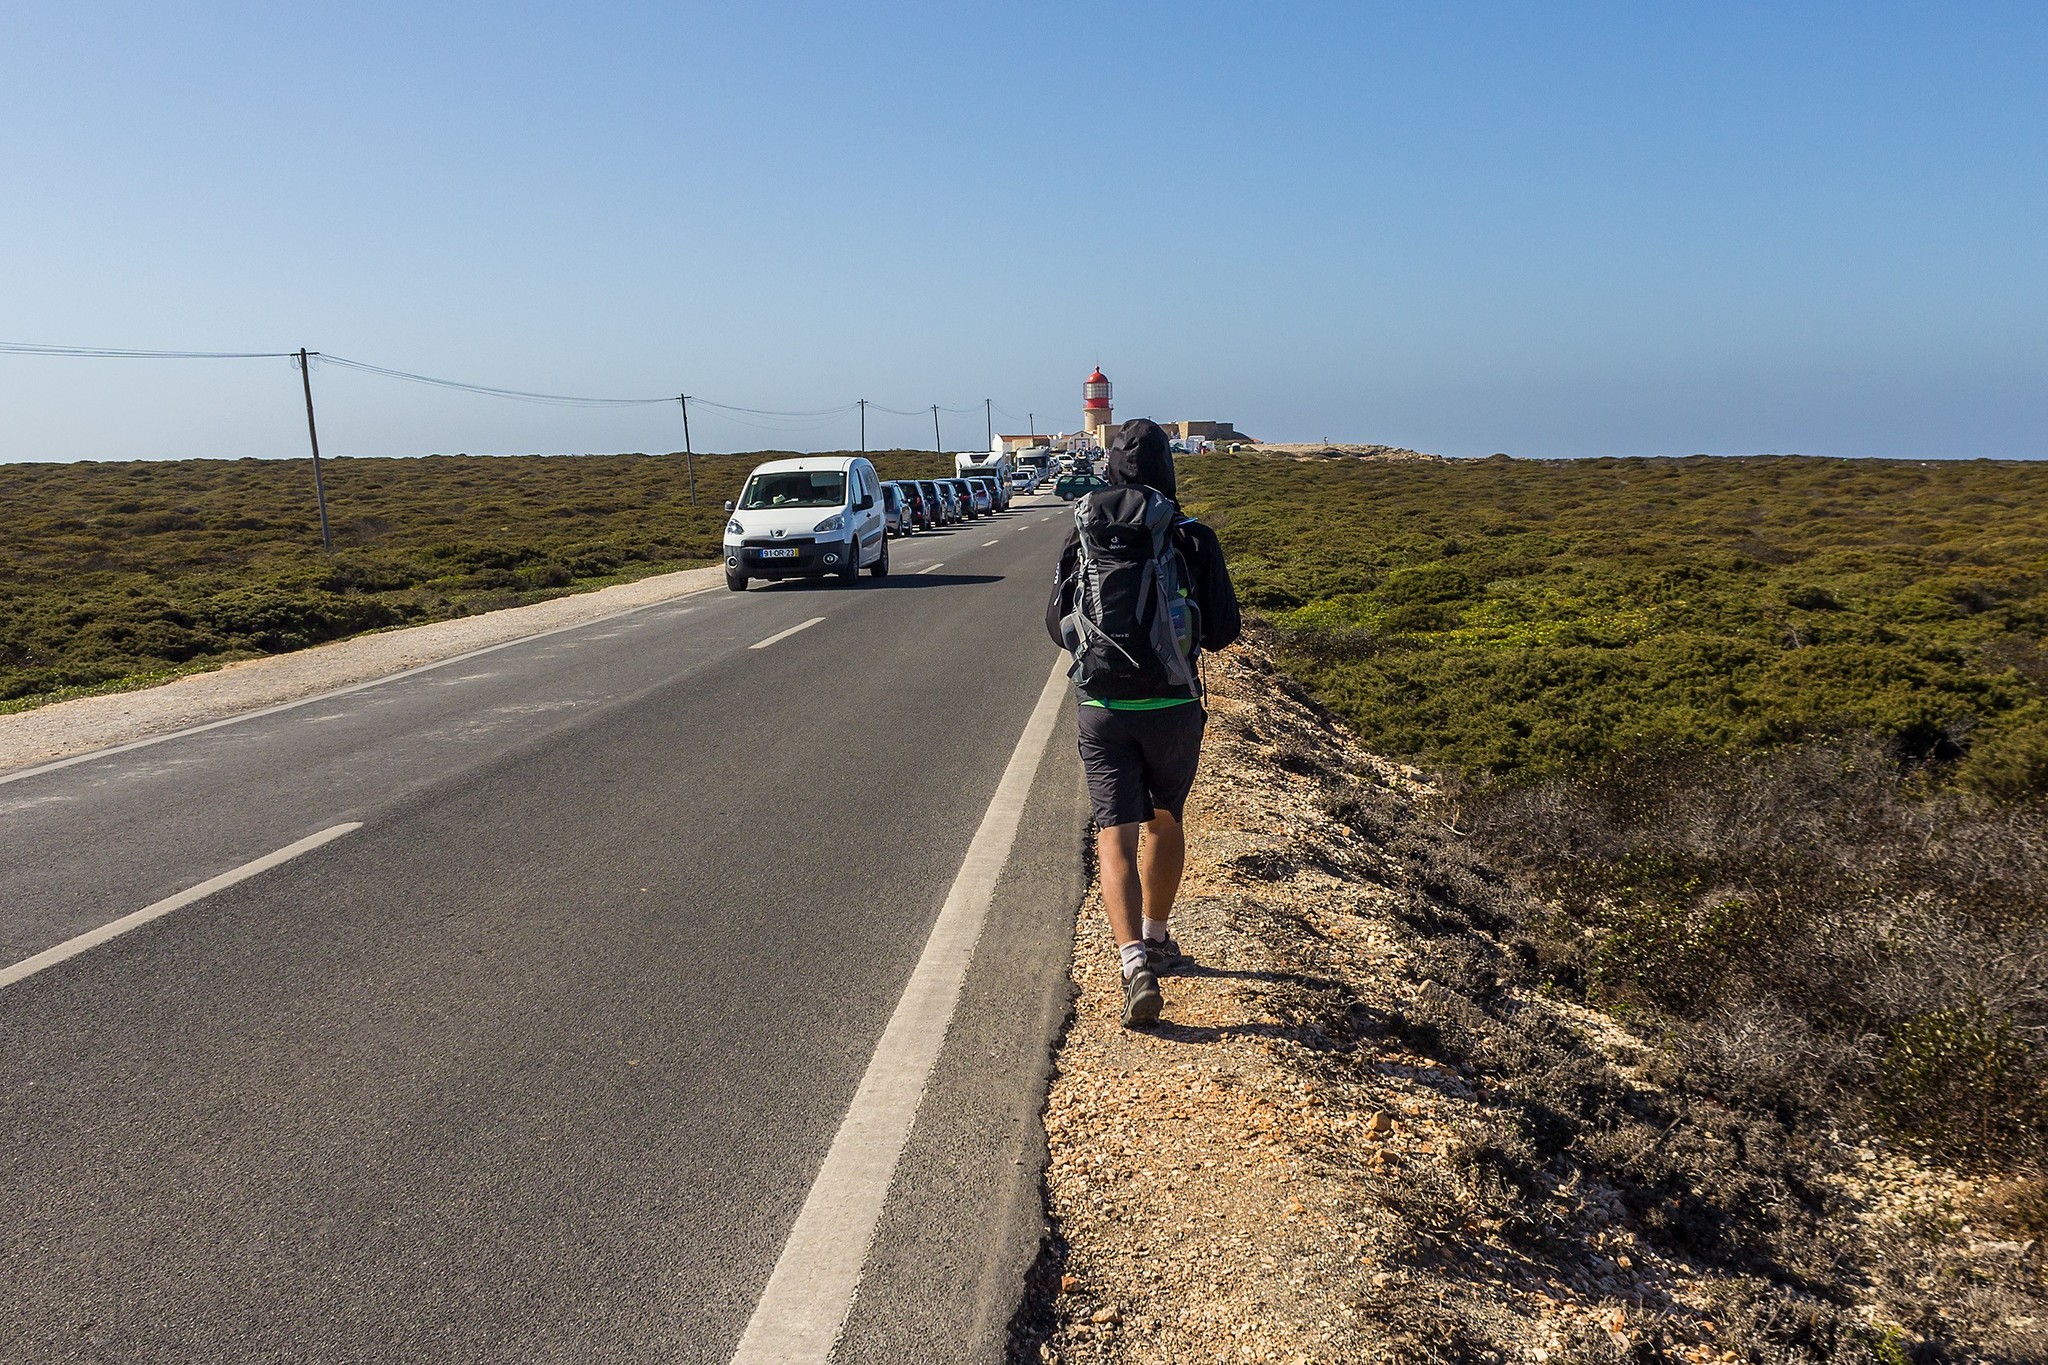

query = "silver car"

[{"left": 880, "top": 481, "right": 913, "bottom": 537}]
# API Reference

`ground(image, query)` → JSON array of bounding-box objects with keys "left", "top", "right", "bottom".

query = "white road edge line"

[
  {"left": 916, "top": 562, "right": 945, "bottom": 574},
  {"left": 0, "top": 581, "right": 725, "bottom": 789},
  {"left": 728, "top": 655, "right": 1069, "bottom": 1365},
  {"left": 0, "top": 822, "right": 362, "bottom": 990},
  {"left": 748, "top": 616, "right": 827, "bottom": 651}
]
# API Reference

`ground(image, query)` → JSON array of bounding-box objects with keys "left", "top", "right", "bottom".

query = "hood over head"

[{"left": 1106, "top": 418, "right": 1176, "bottom": 501}]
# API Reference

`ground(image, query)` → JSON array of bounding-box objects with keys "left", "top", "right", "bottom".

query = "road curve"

[{"left": 0, "top": 496, "right": 1086, "bottom": 1363}]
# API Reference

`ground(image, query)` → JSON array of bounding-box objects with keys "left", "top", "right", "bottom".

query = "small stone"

[
  {"left": 1059, "top": 1274, "right": 1081, "bottom": 1295},
  {"left": 1092, "top": 1305, "right": 1120, "bottom": 1324},
  {"left": 1365, "top": 1111, "right": 1393, "bottom": 1136}
]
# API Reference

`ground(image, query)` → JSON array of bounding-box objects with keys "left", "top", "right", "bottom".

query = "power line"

[
  {"left": 2, "top": 338, "right": 1017, "bottom": 428},
  {"left": 688, "top": 398, "right": 856, "bottom": 419},
  {"left": 317, "top": 354, "right": 673, "bottom": 408},
  {"left": 0, "top": 341, "right": 293, "bottom": 359}
]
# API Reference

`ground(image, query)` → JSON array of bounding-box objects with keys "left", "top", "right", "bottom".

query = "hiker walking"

[{"left": 1046, "top": 418, "right": 1240, "bottom": 1027}]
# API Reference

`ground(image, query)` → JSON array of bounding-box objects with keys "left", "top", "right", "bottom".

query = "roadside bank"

[
  {"left": 0, "top": 563, "right": 725, "bottom": 775},
  {"left": 1013, "top": 631, "right": 2045, "bottom": 1365}
]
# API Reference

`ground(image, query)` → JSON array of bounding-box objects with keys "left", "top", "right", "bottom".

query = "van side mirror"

[
  {"left": 858, "top": 494, "right": 874, "bottom": 511},
  {"left": 724, "top": 500, "right": 735, "bottom": 513}
]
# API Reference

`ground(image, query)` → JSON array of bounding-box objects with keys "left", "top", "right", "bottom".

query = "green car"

[{"left": 1054, "top": 471, "right": 1107, "bottom": 501}]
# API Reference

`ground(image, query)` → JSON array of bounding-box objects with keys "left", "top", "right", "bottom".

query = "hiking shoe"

[
  {"left": 1121, "top": 966, "right": 1162, "bottom": 1029},
  {"left": 1145, "top": 936, "right": 1190, "bottom": 974}
]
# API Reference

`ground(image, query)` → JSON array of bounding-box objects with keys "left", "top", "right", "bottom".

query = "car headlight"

[
  {"left": 814, "top": 513, "right": 846, "bottom": 534},
  {"left": 726, "top": 517, "right": 744, "bottom": 535}
]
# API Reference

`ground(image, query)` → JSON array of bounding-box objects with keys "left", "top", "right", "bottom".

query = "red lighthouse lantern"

[{"left": 1083, "top": 367, "right": 1112, "bottom": 413}]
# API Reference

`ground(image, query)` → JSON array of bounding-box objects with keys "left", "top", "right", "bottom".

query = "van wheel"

[
  {"left": 726, "top": 572, "right": 747, "bottom": 592},
  {"left": 839, "top": 544, "right": 861, "bottom": 583},
  {"left": 869, "top": 537, "right": 889, "bottom": 579}
]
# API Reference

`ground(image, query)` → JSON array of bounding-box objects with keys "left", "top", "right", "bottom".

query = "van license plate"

[{"left": 759, "top": 547, "right": 798, "bottom": 559}]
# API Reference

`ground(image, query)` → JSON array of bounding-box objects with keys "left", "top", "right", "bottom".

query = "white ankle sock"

[
  {"left": 1118, "top": 941, "right": 1149, "bottom": 979},
  {"left": 1142, "top": 917, "right": 1171, "bottom": 943}
]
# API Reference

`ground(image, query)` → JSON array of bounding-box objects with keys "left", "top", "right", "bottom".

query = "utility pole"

[
  {"left": 678, "top": 395, "right": 698, "bottom": 505},
  {"left": 931, "top": 405, "right": 942, "bottom": 460},
  {"left": 1028, "top": 412, "right": 1035, "bottom": 438},
  {"left": 295, "top": 348, "right": 334, "bottom": 553},
  {"left": 858, "top": 398, "right": 866, "bottom": 454},
  {"left": 984, "top": 398, "right": 992, "bottom": 450}
]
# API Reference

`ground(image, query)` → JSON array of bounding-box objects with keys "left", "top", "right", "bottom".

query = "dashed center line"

[
  {"left": 748, "top": 617, "right": 826, "bottom": 650},
  {"left": 982, "top": 539, "right": 999, "bottom": 547},
  {"left": 0, "top": 822, "right": 363, "bottom": 990},
  {"left": 917, "top": 562, "right": 945, "bottom": 574}
]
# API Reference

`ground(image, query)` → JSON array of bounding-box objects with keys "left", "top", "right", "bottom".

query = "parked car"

[
  {"left": 940, "top": 478, "right": 968, "bottom": 520},
  {"left": 956, "top": 477, "right": 991, "bottom": 518},
  {"left": 920, "top": 478, "right": 956, "bottom": 524},
  {"left": 880, "top": 481, "right": 912, "bottom": 537},
  {"left": 897, "top": 479, "right": 932, "bottom": 530},
  {"left": 971, "top": 474, "right": 1009, "bottom": 513},
  {"left": 1055, "top": 469, "right": 1108, "bottom": 501},
  {"left": 723, "top": 455, "right": 889, "bottom": 590},
  {"left": 913, "top": 478, "right": 942, "bottom": 527}
]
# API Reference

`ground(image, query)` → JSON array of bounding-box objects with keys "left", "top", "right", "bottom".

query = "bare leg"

[
  {"left": 1097, "top": 822, "right": 1144, "bottom": 949},
  {"left": 1138, "top": 809, "right": 1186, "bottom": 925}
]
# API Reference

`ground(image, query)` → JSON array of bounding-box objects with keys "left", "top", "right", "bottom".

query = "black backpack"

[{"left": 1058, "top": 485, "right": 1198, "bottom": 698}]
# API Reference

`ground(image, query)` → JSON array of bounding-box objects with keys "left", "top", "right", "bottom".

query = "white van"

[{"left": 723, "top": 456, "right": 889, "bottom": 591}]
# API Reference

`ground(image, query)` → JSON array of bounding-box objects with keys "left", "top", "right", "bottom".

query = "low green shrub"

[
  {"left": 1878, "top": 1003, "right": 2039, "bottom": 1158},
  {"left": 1182, "top": 452, "right": 2048, "bottom": 788},
  {"left": 1181, "top": 452, "right": 2048, "bottom": 1168}
]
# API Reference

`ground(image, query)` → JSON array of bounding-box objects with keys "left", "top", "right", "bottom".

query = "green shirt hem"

[{"left": 1080, "top": 697, "right": 1198, "bottom": 711}]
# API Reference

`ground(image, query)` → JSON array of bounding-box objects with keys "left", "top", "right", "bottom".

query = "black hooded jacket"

[{"left": 1044, "top": 419, "right": 1241, "bottom": 698}]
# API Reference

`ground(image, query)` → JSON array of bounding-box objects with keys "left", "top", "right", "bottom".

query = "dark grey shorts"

[{"left": 1076, "top": 703, "right": 1207, "bottom": 829}]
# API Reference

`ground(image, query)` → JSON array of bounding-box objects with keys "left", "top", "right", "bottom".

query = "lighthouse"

[{"left": 1082, "top": 367, "right": 1113, "bottom": 445}]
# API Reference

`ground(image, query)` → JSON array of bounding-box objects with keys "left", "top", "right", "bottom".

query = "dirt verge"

[{"left": 1013, "top": 632, "right": 2046, "bottom": 1364}]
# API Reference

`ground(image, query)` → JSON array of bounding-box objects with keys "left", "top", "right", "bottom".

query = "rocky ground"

[{"left": 1009, "top": 632, "right": 2046, "bottom": 1364}]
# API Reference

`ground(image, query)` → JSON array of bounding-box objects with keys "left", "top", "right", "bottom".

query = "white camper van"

[
  {"left": 722, "top": 456, "right": 889, "bottom": 591},
  {"left": 954, "top": 451, "right": 1013, "bottom": 510}
]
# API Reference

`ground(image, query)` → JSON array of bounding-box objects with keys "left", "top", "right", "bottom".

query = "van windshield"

[{"left": 740, "top": 471, "right": 846, "bottom": 510}]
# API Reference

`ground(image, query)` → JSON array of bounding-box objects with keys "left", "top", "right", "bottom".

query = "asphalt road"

[{"left": 0, "top": 494, "right": 1086, "bottom": 1364}]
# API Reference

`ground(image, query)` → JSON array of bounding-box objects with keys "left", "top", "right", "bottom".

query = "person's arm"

[
  {"left": 1045, "top": 529, "right": 1080, "bottom": 647},
  {"left": 1182, "top": 523, "right": 1241, "bottom": 650}
]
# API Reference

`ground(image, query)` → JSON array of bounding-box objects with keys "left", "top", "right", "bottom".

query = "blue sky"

[{"left": 3, "top": 2, "right": 2043, "bottom": 461}]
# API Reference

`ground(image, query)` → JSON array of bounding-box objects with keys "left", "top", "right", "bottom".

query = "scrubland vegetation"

[
  {"left": 0, "top": 449, "right": 953, "bottom": 709},
  {"left": 1181, "top": 452, "right": 2048, "bottom": 1194}
]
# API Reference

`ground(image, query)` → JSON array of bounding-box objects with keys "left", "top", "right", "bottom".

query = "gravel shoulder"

[
  {"left": 0, "top": 564, "right": 725, "bottom": 776},
  {"left": 1014, "top": 634, "right": 2046, "bottom": 1365}
]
